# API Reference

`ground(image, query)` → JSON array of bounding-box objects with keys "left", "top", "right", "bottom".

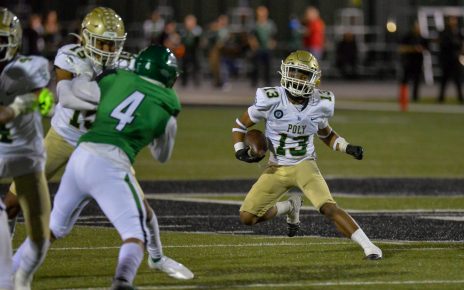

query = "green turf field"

[
  {"left": 17, "top": 226, "right": 463, "bottom": 290},
  {"left": 43, "top": 106, "right": 464, "bottom": 181}
]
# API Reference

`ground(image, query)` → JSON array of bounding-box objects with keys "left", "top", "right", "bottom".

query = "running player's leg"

[
  {"left": 13, "top": 171, "right": 51, "bottom": 288},
  {"left": 240, "top": 165, "right": 293, "bottom": 225},
  {"left": 296, "top": 160, "right": 382, "bottom": 259},
  {"left": 91, "top": 171, "right": 147, "bottom": 288},
  {"left": 4, "top": 128, "right": 74, "bottom": 236}
]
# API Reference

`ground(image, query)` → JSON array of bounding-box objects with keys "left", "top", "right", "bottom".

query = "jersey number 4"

[{"left": 110, "top": 91, "right": 145, "bottom": 131}]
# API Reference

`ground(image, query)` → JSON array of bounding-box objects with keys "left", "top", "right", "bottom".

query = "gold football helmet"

[
  {"left": 0, "top": 7, "right": 22, "bottom": 62},
  {"left": 280, "top": 50, "right": 321, "bottom": 98},
  {"left": 81, "top": 7, "right": 126, "bottom": 68}
]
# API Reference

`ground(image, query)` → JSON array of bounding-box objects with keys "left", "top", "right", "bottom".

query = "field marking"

[
  {"left": 418, "top": 216, "right": 464, "bottom": 221},
  {"left": 46, "top": 242, "right": 463, "bottom": 252},
  {"left": 63, "top": 279, "right": 464, "bottom": 289}
]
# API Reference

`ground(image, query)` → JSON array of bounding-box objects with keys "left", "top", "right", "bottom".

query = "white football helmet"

[
  {"left": 0, "top": 7, "right": 22, "bottom": 62},
  {"left": 81, "top": 7, "right": 126, "bottom": 68},
  {"left": 280, "top": 50, "right": 321, "bottom": 98}
]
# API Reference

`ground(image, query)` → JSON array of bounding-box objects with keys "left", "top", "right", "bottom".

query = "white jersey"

[
  {"left": 52, "top": 44, "right": 97, "bottom": 146},
  {"left": 248, "top": 86, "right": 334, "bottom": 166},
  {"left": 52, "top": 44, "right": 134, "bottom": 146},
  {"left": 0, "top": 55, "right": 50, "bottom": 177}
]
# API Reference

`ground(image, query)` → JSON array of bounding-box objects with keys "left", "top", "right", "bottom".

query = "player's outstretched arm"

[
  {"left": 149, "top": 116, "right": 177, "bottom": 163},
  {"left": 317, "top": 124, "right": 364, "bottom": 160},
  {"left": 232, "top": 110, "right": 263, "bottom": 163}
]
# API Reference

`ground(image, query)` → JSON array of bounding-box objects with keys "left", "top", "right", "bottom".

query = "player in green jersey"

[{"left": 13, "top": 45, "right": 190, "bottom": 290}]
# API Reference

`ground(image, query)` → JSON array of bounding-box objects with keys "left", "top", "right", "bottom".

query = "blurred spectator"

[
  {"left": 398, "top": 22, "right": 429, "bottom": 102},
  {"left": 248, "top": 5, "right": 277, "bottom": 87},
  {"left": 336, "top": 32, "right": 359, "bottom": 79},
  {"left": 143, "top": 10, "right": 165, "bottom": 45},
  {"left": 437, "top": 16, "right": 464, "bottom": 104},
  {"left": 206, "top": 15, "right": 231, "bottom": 88},
  {"left": 160, "top": 20, "right": 185, "bottom": 59},
  {"left": 288, "top": 14, "right": 304, "bottom": 52},
  {"left": 22, "top": 13, "right": 44, "bottom": 55},
  {"left": 179, "top": 14, "right": 202, "bottom": 87},
  {"left": 43, "top": 10, "right": 62, "bottom": 60},
  {"left": 303, "top": 6, "right": 325, "bottom": 60}
]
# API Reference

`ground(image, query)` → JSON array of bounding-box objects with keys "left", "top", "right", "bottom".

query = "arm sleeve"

[
  {"left": 56, "top": 77, "right": 100, "bottom": 111},
  {"left": 149, "top": 116, "right": 177, "bottom": 163}
]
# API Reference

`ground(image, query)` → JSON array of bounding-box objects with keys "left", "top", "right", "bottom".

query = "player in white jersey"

[
  {"left": 4, "top": 6, "right": 193, "bottom": 280},
  {"left": 0, "top": 7, "right": 53, "bottom": 290},
  {"left": 232, "top": 50, "right": 382, "bottom": 260}
]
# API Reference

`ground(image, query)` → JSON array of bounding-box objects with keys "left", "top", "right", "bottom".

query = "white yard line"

[{"left": 64, "top": 279, "right": 464, "bottom": 290}]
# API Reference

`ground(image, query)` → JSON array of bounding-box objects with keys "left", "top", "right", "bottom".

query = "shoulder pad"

[
  {"left": 54, "top": 44, "right": 88, "bottom": 73},
  {"left": 253, "top": 86, "right": 282, "bottom": 110},
  {"left": 314, "top": 89, "right": 335, "bottom": 118},
  {"left": 9, "top": 55, "right": 50, "bottom": 89}
]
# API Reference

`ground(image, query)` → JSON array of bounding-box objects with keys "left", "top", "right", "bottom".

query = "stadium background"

[{"left": 2, "top": 0, "right": 464, "bottom": 289}]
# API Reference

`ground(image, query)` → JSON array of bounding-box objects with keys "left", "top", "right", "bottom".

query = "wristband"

[
  {"left": 232, "top": 127, "right": 247, "bottom": 133},
  {"left": 235, "top": 118, "right": 247, "bottom": 130},
  {"left": 332, "top": 137, "right": 348, "bottom": 152},
  {"left": 234, "top": 142, "right": 245, "bottom": 152}
]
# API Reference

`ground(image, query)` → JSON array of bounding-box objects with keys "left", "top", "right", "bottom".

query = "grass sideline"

[{"left": 15, "top": 226, "right": 463, "bottom": 290}]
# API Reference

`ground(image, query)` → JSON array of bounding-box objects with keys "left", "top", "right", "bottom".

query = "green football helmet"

[
  {"left": 280, "top": 50, "right": 321, "bottom": 98},
  {"left": 0, "top": 7, "right": 22, "bottom": 62},
  {"left": 134, "top": 45, "right": 180, "bottom": 88}
]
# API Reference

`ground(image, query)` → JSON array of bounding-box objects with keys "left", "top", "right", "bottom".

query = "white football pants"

[{"left": 50, "top": 146, "right": 148, "bottom": 242}]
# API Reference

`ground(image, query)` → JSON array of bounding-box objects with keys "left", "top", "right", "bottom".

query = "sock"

[
  {"left": 0, "top": 212, "right": 13, "bottom": 290},
  {"left": 114, "top": 242, "right": 143, "bottom": 284},
  {"left": 351, "top": 228, "right": 375, "bottom": 250},
  {"left": 275, "top": 201, "right": 291, "bottom": 216},
  {"left": 146, "top": 214, "right": 163, "bottom": 260},
  {"left": 17, "top": 239, "right": 50, "bottom": 281},
  {"left": 12, "top": 238, "right": 29, "bottom": 273}
]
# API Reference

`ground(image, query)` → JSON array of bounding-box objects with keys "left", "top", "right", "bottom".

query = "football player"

[
  {"left": 0, "top": 7, "right": 53, "bottom": 290},
  {"left": 232, "top": 50, "right": 382, "bottom": 260},
  {"left": 5, "top": 6, "right": 193, "bottom": 279},
  {"left": 15, "top": 44, "right": 187, "bottom": 290}
]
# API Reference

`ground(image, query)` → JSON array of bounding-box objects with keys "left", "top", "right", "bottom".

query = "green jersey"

[{"left": 79, "top": 69, "right": 181, "bottom": 163}]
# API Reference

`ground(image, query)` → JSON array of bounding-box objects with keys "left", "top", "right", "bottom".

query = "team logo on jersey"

[{"left": 274, "top": 110, "right": 283, "bottom": 119}]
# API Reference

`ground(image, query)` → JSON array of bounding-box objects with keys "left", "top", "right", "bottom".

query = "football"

[{"left": 245, "top": 129, "right": 268, "bottom": 158}]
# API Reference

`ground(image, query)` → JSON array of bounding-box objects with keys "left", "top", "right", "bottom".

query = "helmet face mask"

[
  {"left": 134, "top": 45, "right": 180, "bottom": 88},
  {"left": 81, "top": 7, "right": 126, "bottom": 68},
  {"left": 280, "top": 50, "right": 321, "bottom": 99},
  {"left": 0, "top": 7, "right": 22, "bottom": 63}
]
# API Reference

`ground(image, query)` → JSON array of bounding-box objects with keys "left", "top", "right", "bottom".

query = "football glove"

[
  {"left": 346, "top": 144, "right": 364, "bottom": 160},
  {"left": 235, "top": 148, "right": 265, "bottom": 163},
  {"left": 37, "top": 88, "right": 54, "bottom": 116}
]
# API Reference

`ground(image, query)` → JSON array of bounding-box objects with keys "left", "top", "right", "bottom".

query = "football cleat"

[
  {"left": 148, "top": 256, "right": 194, "bottom": 280},
  {"left": 14, "top": 269, "right": 32, "bottom": 290},
  {"left": 286, "top": 194, "right": 303, "bottom": 237},
  {"left": 110, "top": 278, "right": 135, "bottom": 290},
  {"left": 364, "top": 245, "right": 383, "bottom": 260},
  {"left": 287, "top": 222, "right": 300, "bottom": 238}
]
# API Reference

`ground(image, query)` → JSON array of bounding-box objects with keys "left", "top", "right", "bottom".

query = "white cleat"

[
  {"left": 286, "top": 194, "right": 303, "bottom": 237},
  {"left": 148, "top": 256, "right": 194, "bottom": 280},
  {"left": 364, "top": 245, "right": 383, "bottom": 260},
  {"left": 14, "top": 269, "right": 32, "bottom": 290}
]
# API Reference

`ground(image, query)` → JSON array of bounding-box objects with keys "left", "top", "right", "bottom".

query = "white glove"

[
  {"left": 65, "top": 56, "right": 94, "bottom": 80},
  {"left": 8, "top": 93, "right": 36, "bottom": 117}
]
